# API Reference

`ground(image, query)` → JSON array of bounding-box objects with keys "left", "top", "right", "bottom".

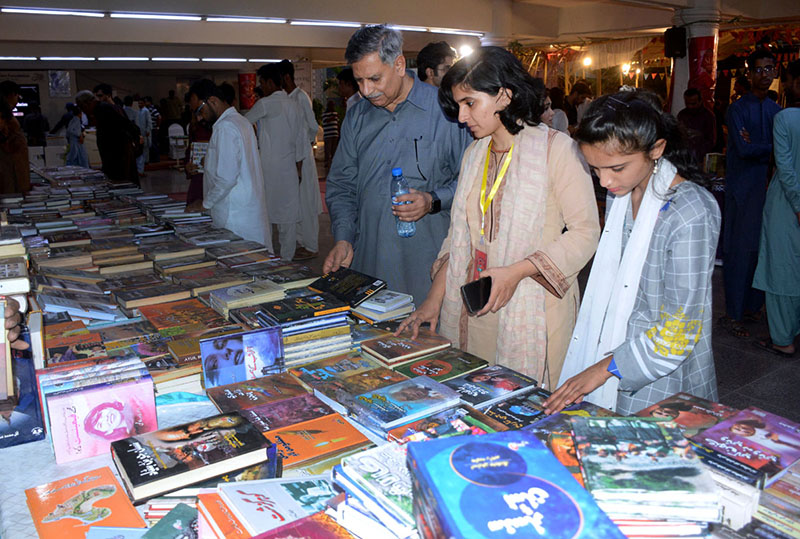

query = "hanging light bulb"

[
  {"left": 583, "top": 56, "right": 592, "bottom": 67},
  {"left": 622, "top": 63, "right": 631, "bottom": 74},
  {"left": 459, "top": 45, "right": 474, "bottom": 58}
]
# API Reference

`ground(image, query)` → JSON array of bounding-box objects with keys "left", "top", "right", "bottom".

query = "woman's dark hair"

[
  {"left": 439, "top": 46, "right": 545, "bottom": 135},
  {"left": 574, "top": 89, "right": 705, "bottom": 186}
]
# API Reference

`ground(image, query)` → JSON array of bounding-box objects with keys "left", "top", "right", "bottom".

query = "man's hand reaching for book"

[{"left": 4, "top": 297, "right": 29, "bottom": 350}]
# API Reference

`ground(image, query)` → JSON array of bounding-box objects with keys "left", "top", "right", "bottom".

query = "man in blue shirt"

[
  {"left": 323, "top": 25, "right": 471, "bottom": 305},
  {"left": 721, "top": 49, "right": 782, "bottom": 337}
]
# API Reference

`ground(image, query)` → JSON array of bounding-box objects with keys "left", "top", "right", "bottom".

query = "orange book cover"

[
  {"left": 197, "top": 491, "right": 250, "bottom": 538},
  {"left": 139, "top": 298, "right": 227, "bottom": 335},
  {"left": 266, "top": 413, "right": 370, "bottom": 469},
  {"left": 25, "top": 466, "right": 146, "bottom": 539},
  {"left": 43, "top": 320, "right": 88, "bottom": 343}
]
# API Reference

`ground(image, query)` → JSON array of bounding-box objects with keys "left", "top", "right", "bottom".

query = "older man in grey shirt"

[{"left": 324, "top": 25, "right": 471, "bottom": 305}]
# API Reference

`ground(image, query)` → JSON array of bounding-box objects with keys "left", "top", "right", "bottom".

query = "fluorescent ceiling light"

[
  {"left": 40, "top": 56, "right": 95, "bottom": 61},
  {"left": 110, "top": 13, "right": 201, "bottom": 21},
  {"left": 248, "top": 58, "right": 281, "bottom": 63},
  {"left": 152, "top": 57, "right": 200, "bottom": 62},
  {"left": 98, "top": 57, "right": 150, "bottom": 61},
  {"left": 290, "top": 20, "right": 360, "bottom": 28},
  {"left": 202, "top": 58, "right": 247, "bottom": 62},
  {"left": 388, "top": 25, "right": 428, "bottom": 32},
  {"left": 0, "top": 56, "right": 37, "bottom": 60},
  {"left": 430, "top": 28, "right": 483, "bottom": 37},
  {"left": 1, "top": 7, "right": 104, "bottom": 17},
  {"left": 206, "top": 16, "right": 285, "bottom": 23}
]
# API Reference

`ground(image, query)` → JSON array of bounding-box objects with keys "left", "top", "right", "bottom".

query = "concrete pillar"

[
  {"left": 669, "top": 0, "right": 720, "bottom": 113},
  {"left": 481, "top": 0, "right": 513, "bottom": 47}
]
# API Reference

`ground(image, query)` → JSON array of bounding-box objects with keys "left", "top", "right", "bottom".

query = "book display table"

[{"left": 0, "top": 400, "right": 218, "bottom": 538}]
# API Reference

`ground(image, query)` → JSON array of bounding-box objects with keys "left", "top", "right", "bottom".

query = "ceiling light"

[
  {"left": 0, "top": 56, "right": 37, "bottom": 60},
  {"left": 459, "top": 45, "right": 474, "bottom": 58},
  {"left": 98, "top": 57, "right": 149, "bottom": 61},
  {"left": 152, "top": 57, "right": 200, "bottom": 62},
  {"left": 40, "top": 56, "right": 95, "bottom": 61},
  {"left": 206, "top": 17, "right": 285, "bottom": 23},
  {"left": 1, "top": 7, "right": 104, "bottom": 17},
  {"left": 248, "top": 59, "right": 281, "bottom": 63},
  {"left": 388, "top": 25, "right": 428, "bottom": 32},
  {"left": 110, "top": 13, "right": 201, "bottom": 21},
  {"left": 290, "top": 20, "right": 361, "bottom": 28},
  {"left": 202, "top": 58, "right": 247, "bottom": 62},
  {"left": 583, "top": 56, "right": 593, "bottom": 67},
  {"left": 430, "top": 28, "right": 483, "bottom": 37}
]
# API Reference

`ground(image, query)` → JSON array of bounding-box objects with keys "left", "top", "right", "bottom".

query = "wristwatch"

[{"left": 428, "top": 191, "right": 441, "bottom": 214}]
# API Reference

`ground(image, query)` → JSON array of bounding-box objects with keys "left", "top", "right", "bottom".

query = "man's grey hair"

[
  {"left": 74, "top": 89, "right": 96, "bottom": 107},
  {"left": 345, "top": 25, "right": 403, "bottom": 65}
]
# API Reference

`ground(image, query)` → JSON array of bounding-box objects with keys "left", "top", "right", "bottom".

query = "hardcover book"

[
  {"left": 352, "top": 375, "right": 461, "bottom": 430},
  {"left": 111, "top": 412, "right": 273, "bottom": 503},
  {"left": 240, "top": 393, "right": 335, "bottom": 433},
  {"left": 206, "top": 372, "right": 309, "bottom": 413},
  {"left": 139, "top": 298, "right": 229, "bottom": 336},
  {"left": 47, "top": 375, "right": 157, "bottom": 463},
  {"left": 308, "top": 267, "right": 386, "bottom": 307},
  {"left": 394, "top": 348, "right": 488, "bottom": 381},
  {"left": 266, "top": 413, "right": 370, "bottom": 469},
  {"left": 360, "top": 330, "right": 451, "bottom": 366},
  {"left": 442, "top": 364, "right": 538, "bottom": 409},
  {"left": 25, "top": 467, "right": 146, "bottom": 539},
  {"left": 199, "top": 326, "right": 284, "bottom": 389},
  {"left": 692, "top": 407, "right": 800, "bottom": 476},
  {"left": 407, "top": 431, "right": 626, "bottom": 538},
  {"left": 635, "top": 392, "right": 739, "bottom": 437},
  {"left": 217, "top": 476, "right": 336, "bottom": 536}
]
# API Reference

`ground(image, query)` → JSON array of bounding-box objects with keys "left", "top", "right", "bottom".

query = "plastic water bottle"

[{"left": 391, "top": 167, "right": 416, "bottom": 238}]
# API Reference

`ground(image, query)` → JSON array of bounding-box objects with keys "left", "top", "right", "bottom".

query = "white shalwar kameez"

[
  {"left": 203, "top": 106, "right": 273, "bottom": 251},
  {"left": 246, "top": 90, "right": 304, "bottom": 261},
  {"left": 289, "top": 87, "right": 323, "bottom": 254}
]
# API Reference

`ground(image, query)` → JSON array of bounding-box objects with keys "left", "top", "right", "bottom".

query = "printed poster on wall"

[
  {"left": 238, "top": 73, "right": 257, "bottom": 110},
  {"left": 48, "top": 70, "right": 71, "bottom": 97},
  {"left": 688, "top": 35, "right": 717, "bottom": 107}
]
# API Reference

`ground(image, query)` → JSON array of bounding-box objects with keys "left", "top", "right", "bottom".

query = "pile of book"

[
  {"left": 352, "top": 289, "right": 415, "bottom": 324},
  {"left": 35, "top": 354, "right": 157, "bottom": 463},
  {"left": 754, "top": 458, "right": 800, "bottom": 537}
]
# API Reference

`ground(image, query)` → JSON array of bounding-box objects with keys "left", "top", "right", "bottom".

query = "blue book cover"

[
  {"left": 0, "top": 331, "right": 46, "bottom": 449},
  {"left": 407, "top": 430, "right": 625, "bottom": 538},
  {"left": 352, "top": 376, "right": 460, "bottom": 429},
  {"left": 200, "top": 326, "right": 283, "bottom": 389}
]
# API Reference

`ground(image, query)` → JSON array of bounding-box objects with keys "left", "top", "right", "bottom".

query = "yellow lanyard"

[{"left": 480, "top": 141, "right": 514, "bottom": 237}]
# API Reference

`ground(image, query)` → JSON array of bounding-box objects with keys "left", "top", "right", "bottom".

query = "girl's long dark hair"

[
  {"left": 574, "top": 89, "right": 705, "bottom": 186},
  {"left": 438, "top": 46, "right": 545, "bottom": 135}
]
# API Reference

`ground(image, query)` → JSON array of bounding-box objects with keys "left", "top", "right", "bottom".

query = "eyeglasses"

[
  {"left": 604, "top": 95, "right": 631, "bottom": 111},
  {"left": 750, "top": 65, "right": 776, "bottom": 75},
  {"left": 413, "top": 137, "right": 429, "bottom": 183},
  {"left": 195, "top": 101, "right": 207, "bottom": 117}
]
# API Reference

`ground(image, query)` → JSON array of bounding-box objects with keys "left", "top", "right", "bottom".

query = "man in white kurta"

[
  {"left": 279, "top": 60, "right": 323, "bottom": 259},
  {"left": 246, "top": 64, "right": 304, "bottom": 261},
  {"left": 191, "top": 80, "right": 272, "bottom": 251}
]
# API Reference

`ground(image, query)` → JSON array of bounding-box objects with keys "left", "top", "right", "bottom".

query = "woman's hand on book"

[
  {"left": 543, "top": 356, "right": 614, "bottom": 415},
  {"left": 4, "top": 297, "right": 29, "bottom": 350},
  {"left": 395, "top": 298, "right": 441, "bottom": 340}
]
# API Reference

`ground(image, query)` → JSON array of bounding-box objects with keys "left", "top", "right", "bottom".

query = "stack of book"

[
  {"left": 360, "top": 330, "right": 451, "bottom": 370},
  {"left": 406, "top": 430, "right": 626, "bottom": 538},
  {"left": 256, "top": 293, "right": 353, "bottom": 367},
  {"left": 352, "top": 289, "right": 414, "bottom": 324},
  {"left": 36, "top": 355, "right": 157, "bottom": 463},
  {"left": 754, "top": 458, "right": 800, "bottom": 537},
  {"left": 573, "top": 416, "right": 721, "bottom": 537},
  {"left": 243, "top": 260, "right": 317, "bottom": 290},
  {"left": 207, "top": 279, "right": 284, "bottom": 318},
  {"left": 331, "top": 443, "right": 417, "bottom": 539}
]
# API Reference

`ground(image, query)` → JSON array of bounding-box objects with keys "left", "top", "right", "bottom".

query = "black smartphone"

[{"left": 460, "top": 276, "right": 492, "bottom": 315}]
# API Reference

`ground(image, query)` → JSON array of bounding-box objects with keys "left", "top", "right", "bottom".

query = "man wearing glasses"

[
  {"left": 720, "top": 49, "right": 782, "bottom": 339},
  {"left": 416, "top": 41, "right": 456, "bottom": 88},
  {"left": 324, "top": 25, "right": 471, "bottom": 306}
]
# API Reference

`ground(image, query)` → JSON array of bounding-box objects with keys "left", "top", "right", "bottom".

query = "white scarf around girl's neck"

[{"left": 557, "top": 157, "right": 678, "bottom": 410}]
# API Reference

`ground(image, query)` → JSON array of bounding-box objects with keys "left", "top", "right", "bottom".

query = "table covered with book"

[{"left": 1, "top": 165, "right": 799, "bottom": 539}]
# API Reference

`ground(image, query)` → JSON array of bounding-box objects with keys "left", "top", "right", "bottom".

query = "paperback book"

[
  {"left": 199, "top": 326, "right": 284, "bottom": 389},
  {"left": 394, "top": 347, "right": 488, "bottom": 382},
  {"left": 442, "top": 364, "right": 538, "bottom": 409},
  {"left": 240, "top": 393, "right": 335, "bottom": 433},
  {"left": 360, "top": 329, "right": 451, "bottom": 366},
  {"left": 25, "top": 467, "right": 146, "bottom": 539},
  {"left": 266, "top": 413, "right": 370, "bottom": 469},
  {"left": 308, "top": 267, "right": 386, "bottom": 307},
  {"left": 111, "top": 412, "right": 274, "bottom": 503},
  {"left": 206, "top": 372, "right": 309, "bottom": 413},
  {"left": 635, "top": 392, "right": 739, "bottom": 437},
  {"left": 387, "top": 404, "right": 507, "bottom": 444}
]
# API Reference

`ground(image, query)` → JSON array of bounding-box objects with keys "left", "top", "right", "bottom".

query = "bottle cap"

[{"left": 391, "top": 167, "right": 403, "bottom": 177}]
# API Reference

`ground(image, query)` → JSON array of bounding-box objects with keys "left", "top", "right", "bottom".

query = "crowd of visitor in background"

[{"left": 1, "top": 27, "right": 799, "bottom": 413}]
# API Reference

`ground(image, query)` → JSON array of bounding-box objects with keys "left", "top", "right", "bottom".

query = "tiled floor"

[{"left": 141, "top": 164, "right": 800, "bottom": 422}]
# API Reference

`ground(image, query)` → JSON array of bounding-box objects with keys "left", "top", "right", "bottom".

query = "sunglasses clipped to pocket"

[{"left": 460, "top": 276, "right": 492, "bottom": 315}]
